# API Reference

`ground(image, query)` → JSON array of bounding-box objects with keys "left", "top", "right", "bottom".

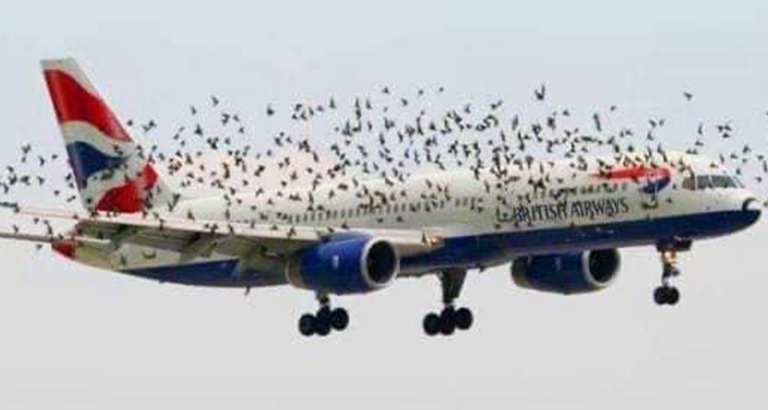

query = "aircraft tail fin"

[{"left": 41, "top": 58, "right": 177, "bottom": 213}]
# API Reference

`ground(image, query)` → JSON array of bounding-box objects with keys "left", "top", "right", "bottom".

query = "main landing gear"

[
  {"left": 298, "top": 294, "right": 349, "bottom": 337},
  {"left": 423, "top": 269, "right": 474, "bottom": 337},
  {"left": 653, "top": 244, "right": 687, "bottom": 306}
]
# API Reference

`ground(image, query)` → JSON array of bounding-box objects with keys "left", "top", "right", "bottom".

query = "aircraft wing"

[
  {"left": 0, "top": 230, "right": 108, "bottom": 246},
  {"left": 11, "top": 206, "right": 444, "bottom": 263}
]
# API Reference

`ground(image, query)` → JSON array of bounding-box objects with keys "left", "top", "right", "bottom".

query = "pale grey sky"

[{"left": 2, "top": 1, "right": 768, "bottom": 409}]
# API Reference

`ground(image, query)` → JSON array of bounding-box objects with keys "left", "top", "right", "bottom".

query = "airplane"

[{"left": 1, "top": 58, "right": 761, "bottom": 338}]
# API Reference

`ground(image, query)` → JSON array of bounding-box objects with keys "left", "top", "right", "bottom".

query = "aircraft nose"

[{"left": 741, "top": 197, "right": 762, "bottom": 227}]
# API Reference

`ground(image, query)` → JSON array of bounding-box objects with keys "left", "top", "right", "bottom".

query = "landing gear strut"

[
  {"left": 298, "top": 294, "right": 349, "bottom": 337},
  {"left": 654, "top": 247, "right": 682, "bottom": 306},
  {"left": 423, "top": 269, "right": 474, "bottom": 337}
]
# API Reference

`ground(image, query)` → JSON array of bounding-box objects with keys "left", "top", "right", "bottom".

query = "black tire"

[
  {"left": 314, "top": 313, "right": 331, "bottom": 337},
  {"left": 316, "top": 306, "right": 331, "bottom": 323},
  {"left": 439, "top": 308, "right": 456, "bottom": 336},
  {"left": 455, "top": 307, "right": 473, "bottom": 331},
  {"left": 667, "top": 287, "right": 680, "bottom": 306},
  {"left": 423, "top": 313, "right": 441, "bottom": 336},
  {"left": 299, "top": 313, "right": 316, "bottom": 337},
  {"left": 654, "top": 287, "right": 668, "bottom": 305},
  {"left": 330, "top": 308, "right": 350, "bottom": 331}
]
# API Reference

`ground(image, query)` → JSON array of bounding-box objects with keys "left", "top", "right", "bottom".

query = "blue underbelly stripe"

[{"left": 120, "top": 209, "right": 759, "bottom": 287}]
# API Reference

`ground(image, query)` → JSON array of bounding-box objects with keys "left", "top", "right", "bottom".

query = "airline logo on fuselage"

[
  {"left": 497, "top": 166, "right": 672, "bottom": 226},
  {"left": 596, "top": 166, "right": 672, "bottom": 195},
  {"left": 497, "top": 197, "right": 631, "bottom": 226}
]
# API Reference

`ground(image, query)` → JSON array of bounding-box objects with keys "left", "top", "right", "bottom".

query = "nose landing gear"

[{"left": 653, "top": 244, "right": 687, "bottom": 306}]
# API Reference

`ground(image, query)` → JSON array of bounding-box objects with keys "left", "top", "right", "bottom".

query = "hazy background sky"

[{"left": 2, "top": 1, "right": 768, "bottom": 409}]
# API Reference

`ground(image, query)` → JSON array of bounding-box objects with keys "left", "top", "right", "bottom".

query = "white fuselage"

[{"left": 67, "top": 152, "right": 761, "bottom": 286}]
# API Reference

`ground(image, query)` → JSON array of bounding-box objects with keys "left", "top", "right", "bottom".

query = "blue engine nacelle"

[
  {"left": 511, "top": 249, "right": 621, "bottom": 295},
  {"left": 285, "top": 236, "right": 400, "bottom": 295}
]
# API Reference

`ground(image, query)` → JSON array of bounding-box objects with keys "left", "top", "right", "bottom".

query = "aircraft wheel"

[
  {"left": 667, "top": 287, "right": 680, "bottom": 306},
  {"left": 314, "top": 307, "right": 332, "bottom": 336},
  {"left": 654, "top": 287, "right": 668, "bottom": 305},
  {"left": 654, "top": 286, "right": 681, "bottom": 306},
  {"left": 439, "top": 307, "right": 456, "bottom": 336},
  {"left": 299, "top": 313, "right": 316, "bottom": 337},
  {"left": 424, "top": 313, "right": 441, "bottom": 336},
  {"left": 455, "top": 307, "right": 473, "bottom": 331},
  {"left": 423, "top": 312, "right": 441, "bottom": 336},
  {"left": 330, "top": 308, "right": 349, "bottom": 331},
  {"left": 314, "top": 317, "right": 331, "bottom": 336}
]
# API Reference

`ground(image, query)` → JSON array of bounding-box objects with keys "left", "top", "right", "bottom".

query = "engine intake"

[
  {"left": 511, "top": 249, "right": 621, "bottom": 295},
  {"left": 286, "top": 236, "right": 399, "bottom": 295}
]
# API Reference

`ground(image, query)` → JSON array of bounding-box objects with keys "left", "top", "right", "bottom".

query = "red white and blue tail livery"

[
  {"left": 41, "top": 59, "right": 175, "bottom": 213},
  {"left": 1, "top": 58, "right": 762, "bottom": 337}
]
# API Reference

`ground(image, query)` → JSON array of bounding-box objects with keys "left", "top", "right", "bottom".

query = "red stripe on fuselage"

[
  {"left": 95, "top": 164, "right": 159, "bottom": 213},
  {"left": 43, "top": 69, "right": 132, "bottom": 142},
  {"left": 594, "top": 166, "right": 671, "bottom": 180}
]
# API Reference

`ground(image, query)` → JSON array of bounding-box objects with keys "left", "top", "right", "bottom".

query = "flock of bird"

[{"left": 3, "top": 84, "right": 768, "bottom": 244}]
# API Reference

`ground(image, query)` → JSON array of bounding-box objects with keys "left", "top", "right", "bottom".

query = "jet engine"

[
  {"left": 286, "top": 235, "right": 399, "bottom": 295},
  {"left": 511, "top": 249, "right": 621, "bottom": 295}
]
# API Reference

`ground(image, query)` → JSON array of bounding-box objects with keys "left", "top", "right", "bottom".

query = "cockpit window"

[
  {"left": 693, "top": 174, "right": 740, "bottom": 190},
  {"left": 697, "top": 175, "right": 713, "bottom": 190},
  {"left": 682, "top": 177, "right": 696, "bottom": 190},
  {"left": 711, "top": 175, "right": 737, "bottom": 189}
]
